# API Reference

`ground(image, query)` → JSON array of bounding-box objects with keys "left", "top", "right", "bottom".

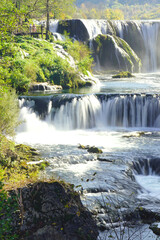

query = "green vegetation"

[
  {"left": 0, "top": 170, "right": 18, "bottom": 240},
  {"left": 75, "top": 0, "right": 160, "bottom": 20},
  {"left": 0, "top": 134, "right": 49, "bottom": 189},
  {"left": 0, "top": 0, "right": 94, "bottom": 238},
  {"left": 0, "top": 82, "right": 19, "bottom": 136},
  {"left": 112, "top": 71, "right": 134, "bottom": 78},
  {"left": 0, "top": 35, "right": 93, "bottom": 92},
  {"left": 0, "top": 134, "right": 50, "bottom": 239}
]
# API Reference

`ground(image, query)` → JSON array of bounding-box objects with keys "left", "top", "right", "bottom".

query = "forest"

[{"left": 75, "top": 0, "right": 160, "bottom": 19}]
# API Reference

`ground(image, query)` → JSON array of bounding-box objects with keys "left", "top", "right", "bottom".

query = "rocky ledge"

[
  {"left": 12, "top": 181, "right": 98, "bottom": 240},
  {"left": 29, "top": 82, "right": 62, "bottom": 92}
]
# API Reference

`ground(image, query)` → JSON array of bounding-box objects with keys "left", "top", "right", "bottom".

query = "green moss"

[
  {"left": 112, "top": 71, "right": 135, "bottom": 78},
  {"left": 0, "top": 134, "right": 50, "bottom": 185}
]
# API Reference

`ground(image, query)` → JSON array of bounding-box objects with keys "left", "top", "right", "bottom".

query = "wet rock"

[
  {"left": 97, "top": 157, "right": 113, "bottom": 163},
  {"left": 150, "top": 222, "right": 160, "bottom": 236},
  {"left": 57, "top": 19, "right": 89, "bottom": 42},
  {"left": 92, "top": 34, "right": 141, "bottom": 72},
  {"left": 29, "top": 83, "right": 62, "bottom": 92},
  {"left": 14, "top": 181, "right": 98, "bottom": 240},
  {"left": 87, "top": 147, "right": 103, "bottom": 154},
  {"left": 78, "top": 144, "right": 103, "bottom": 154},
  {"left": 112, "top": 71, "right": 134, "bottom": 78}
]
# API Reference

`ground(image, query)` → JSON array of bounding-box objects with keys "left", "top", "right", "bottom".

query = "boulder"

[
  {"left": 57, "top": 19, "right": 89, "bottom": 42},
  {"left": 14, "top": 181, "right": 98, "bottom": 240},
  {"left": 92, "top": 34, "right": 141, "bottom": 72},
  {"left": 112, "top": 71, "right": 134, "bottom": 78},
  {"left": 150, "top": 223, "right": 160, "bottom": 236}
]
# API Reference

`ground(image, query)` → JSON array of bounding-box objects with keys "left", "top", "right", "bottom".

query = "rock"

[
  {"left": 29, "top": 83, "right": 62, "bottom": 92},
  {"left": 78, "top": 144, "right": 103, "bottom": 154},
  {"left": 57, "top": 19, "right": 89, "bottom": 42},
  {"left": 14, "top": 181, "right": 98, "bottom": 240},
  {"left": 97, "top": 157, "right": 113, "bottom": 162},
  {"left": 87, "top": 147, "right": 103, "bottom": 154},
  {"left": 112, "top": 71, "right": 134, "bottom": 78},
  {"left": 150, "top": 223, "right": 160, "bottom": 236},
  {"left": 92, "top": 34, "right": 141, "bottom": 72}
]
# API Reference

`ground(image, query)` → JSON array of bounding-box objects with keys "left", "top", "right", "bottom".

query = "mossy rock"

[
  {"left": 150, "top": 223, "right": 160, "bottom": 236},
  {"left": 112, "top": 71, "right": 135, "bottom": 78},
  {"left": 87, "top": 146, "right": 103, "bottom": 154},
  {"left": 78, "top": 144, "right": 103, "bottom": 153}
]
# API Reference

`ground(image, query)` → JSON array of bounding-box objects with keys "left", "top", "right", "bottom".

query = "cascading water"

[
  {"left": 19, "top": 94, "right": 160, "bottom": 130},
  {"left": 140, "top": 21, "right": 160, "bottom": 71},
  {"left": 16, "top": 73, "right": 160, "bottom": 239},
  {"left": 52, "top": 19, "right": 160, "bottom": 72}
]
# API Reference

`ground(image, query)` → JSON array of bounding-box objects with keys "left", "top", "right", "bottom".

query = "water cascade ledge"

[
  {"left": 50, "top": 19, "right": 160, "bottom": 72},
  {"left": 19, "top": 93, "right": 160, "bottom": 129}
]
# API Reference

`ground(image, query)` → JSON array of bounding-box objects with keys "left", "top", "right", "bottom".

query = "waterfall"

[
  {"left": 81, "top": 19, "right": 108, "bottom": 39},
  {"left": 19, "top": 94, "right": 160, "bottom": 130},
  {"left": 52, "top": 19, "right": 160, "bottom": 72},
  {"left": 140, "top": 21, "right": 160, "bottom": 71}
]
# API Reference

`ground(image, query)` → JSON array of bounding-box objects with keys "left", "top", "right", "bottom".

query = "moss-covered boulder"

[
  {"left": 92, "top": 34, "right": 141, "bottom": 72},
  {"left": 112, "top": 21, "right": 146, "bottom": 68},
  {"left": 78, "top": 144, "right": 103, "bottom": 154},
  {"left": 112, "top": 71, "right": 134, "bottom": 78}
]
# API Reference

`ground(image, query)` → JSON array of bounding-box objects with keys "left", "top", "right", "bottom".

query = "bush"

[
  {"left": 10, "top": 70, "right": 30, "bottom": 93},
  {"left": 0, "top": 168, "right": 18, "bottom": 240},
  {"left": 56, "top": 37, "right": 93, "bottom": 75},
  {"left": 0, "top": 81, "right": 19, "bottom": 136},
  {"left": 1, "top": 36, "right": 94, "bottom": 92}
]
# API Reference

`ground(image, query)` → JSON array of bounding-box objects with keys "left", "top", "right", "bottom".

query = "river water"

[{"left": 16, "top": 73, "right": 160, "bottom": 240}]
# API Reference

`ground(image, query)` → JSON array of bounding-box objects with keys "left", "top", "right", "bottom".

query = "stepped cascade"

[
  {"left": 50, "top": 19, "right": 160, "bottom": 72},
  {"left": 19, "top": 94, "right": 160, "bottom": 130}
]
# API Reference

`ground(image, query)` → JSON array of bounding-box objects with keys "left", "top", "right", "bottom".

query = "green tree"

[
  {"left": 0, "top": 0, "right": 25, "bottom": 57},
  {"left": 39, "top": 0, "right": 76, "bottom": 39}
]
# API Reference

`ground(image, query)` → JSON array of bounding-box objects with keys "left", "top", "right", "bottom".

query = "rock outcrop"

[
  {"left": 13, "top": 181, "right": 98, "bottom": 240},
  {"left": 29, "top": 83, "right": 62, "bottom": 92},
  {"left": 92, "top": 34, "right": 141, "bottom": 72}
]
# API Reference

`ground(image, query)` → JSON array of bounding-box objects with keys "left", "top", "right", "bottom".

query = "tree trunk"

[{"left": 46, "top": 0, "right": 49, "bottom": 40}]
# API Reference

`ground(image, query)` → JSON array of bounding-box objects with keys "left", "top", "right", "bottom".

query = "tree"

[
  {"left": 39, "top": 0, "right": 76, "bottom": 39},
  {"left": 0, "top": 0, "right": 26, "bottom": 57}
]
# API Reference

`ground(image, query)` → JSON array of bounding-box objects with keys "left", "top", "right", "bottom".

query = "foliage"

[
  {"left": 0, "top": 82, "right": 19, "bottom": 136},
  {"left": 1, "top": 36, "right": 93, "bottom": 92},
  {"left": 56, "top": 36, "right": 93, "bottom": 75},
  {"left": 0, "top": 134, "right": 49, "bottom": 189},
  {"left": 75, "top": 1, "right": 160, "bottom": 20},
  {"left": 0, "top": 168, "right": 18, "bottom": 240},
  {"left": 0, "top": 0, "right": 26, "bottom": 57}
]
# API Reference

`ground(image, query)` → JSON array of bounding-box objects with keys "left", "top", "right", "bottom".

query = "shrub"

[
  {"left": 0, "top": 81, "right": 19, "bottom": 136},
  {"left": 0, "top": 168, "right": 18, "bottom": 240},
  {"left": 10, "top": 70, "right": 30, "bottom": 92}
]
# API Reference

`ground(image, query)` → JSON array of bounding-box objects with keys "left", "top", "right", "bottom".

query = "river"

[{"left": 16, "top": 72, "right": 160, "bottom": 240}]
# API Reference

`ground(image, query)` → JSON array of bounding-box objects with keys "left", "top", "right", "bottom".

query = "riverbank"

[{"left": 0, "top": 135, "right": 98, "bottom": 240}]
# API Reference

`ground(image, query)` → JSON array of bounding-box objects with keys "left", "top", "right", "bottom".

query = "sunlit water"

[{"left": 16, "top": 73, "right": 160, "bottom": 239}]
